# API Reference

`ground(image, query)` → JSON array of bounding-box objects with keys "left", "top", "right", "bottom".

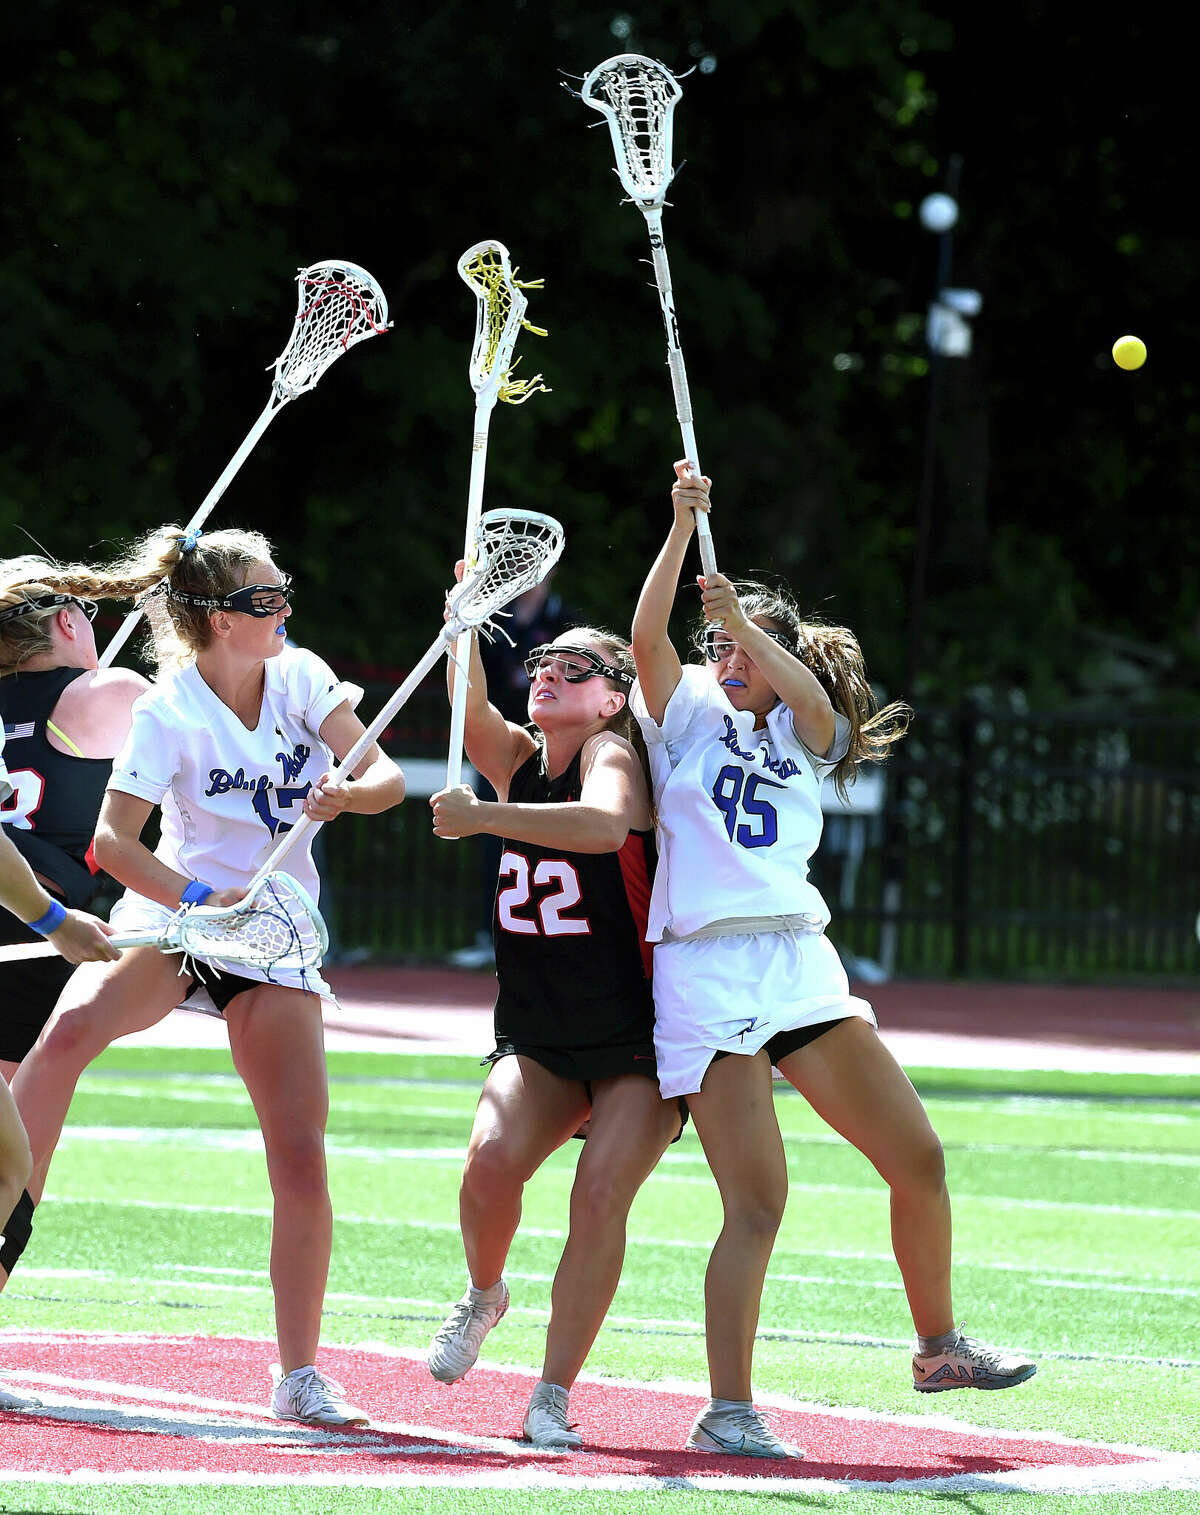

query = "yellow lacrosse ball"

[{"left": 1112, "top": 335, "right": 1147, "bottom": 370}]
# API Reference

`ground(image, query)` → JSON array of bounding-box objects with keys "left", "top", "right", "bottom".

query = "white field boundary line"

[
  {"left": 2, "top": 1464, "right": 1199, "bottom": 1495},
  {"left": 2, "top": 1330, "right": 1197, "bottom": 1496},
  {"left": 0, "top": 1329, "right": 1185, "bottom": 1456},
  {"left": 66, "top": 1090, "right": 1200, "bottom": 1164},
  {"left": 52, "top": 1128, "right": 1200, "bottom": 1219},
  {"left": 14, "top": 1258, "right": 1200, "bottom": 1308},
  {"left": 33, "top": 1194, "right": 1200, "bottom": 1300},
  {"left": 0, "top": 1328, "right": 1184, "bottom": 1462}
]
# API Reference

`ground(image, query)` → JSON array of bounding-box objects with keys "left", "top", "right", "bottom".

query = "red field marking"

[{"left": 0, "top": 1331, "right": 1170, "bottom": 1492}]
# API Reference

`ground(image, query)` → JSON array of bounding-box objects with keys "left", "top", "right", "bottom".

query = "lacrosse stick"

[
  {"left": 447, "top": 241, "right": 549, "bottom": 789},
  {"left": 0, "top": 872, "right": 327, "bottom": 975},
  {"left": 577, "top": 54, "right": 716, "bottom": 577},
  {"left": 99, "top": 260, "right": 391, "bottom": 669},
  {"left": 246, "top": 507, "right": 565, "bottom": 882}
]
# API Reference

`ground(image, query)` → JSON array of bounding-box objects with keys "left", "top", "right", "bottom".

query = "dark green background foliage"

[{"left": 4, "top": 2, "right": 1195, "bottom": 705}]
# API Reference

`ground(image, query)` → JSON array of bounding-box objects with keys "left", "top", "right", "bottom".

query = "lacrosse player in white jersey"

[
  {"left": 629, "top": 462, "right": 1036, "bottom": 1459},
  {"left": 11, "top": 525, "right": 406, "bottom": 1427}
]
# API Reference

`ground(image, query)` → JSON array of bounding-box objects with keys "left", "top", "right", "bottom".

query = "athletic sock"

[
  {"left": 468, "top": 1279, "right": 505, "bottom": 1302},
  {"left": 708, "top": 1396, "right": 753, "bottom": 1414},
  {"left": 917, "top": 1329, "right": 960, "bottom": 1356}
]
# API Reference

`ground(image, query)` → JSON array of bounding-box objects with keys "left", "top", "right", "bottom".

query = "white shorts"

[
  {"left": 651, "top": 928, "right": 875, "bottom": 1099},
  {"left": 109, "top": 891, "right": 332, "bottom": 1002}
]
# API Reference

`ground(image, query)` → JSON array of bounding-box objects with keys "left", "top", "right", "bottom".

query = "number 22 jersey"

[{"left": 492, "top": 746, "right": 657, "bottom": 1058}]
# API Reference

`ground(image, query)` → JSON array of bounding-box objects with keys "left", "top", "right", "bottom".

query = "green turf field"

[{"left": 2, "top": 1043, "right": 1197, "bottom": 1514}]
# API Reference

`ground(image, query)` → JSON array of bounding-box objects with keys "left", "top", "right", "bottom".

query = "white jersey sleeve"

[
  {"left": 632, "top": 664, "right": 846, "bottom": 941},
  {"left": 108, "top": 645, "right": 361, "bottom": 902}
]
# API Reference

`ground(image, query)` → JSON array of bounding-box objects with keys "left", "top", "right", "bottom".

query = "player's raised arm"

[{"left": 631, "top": 460, "right": 708, "bottom": 724}]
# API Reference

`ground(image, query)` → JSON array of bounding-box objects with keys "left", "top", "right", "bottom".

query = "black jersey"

[
  {"left": 0, "top": 668, "right": 112, "bottom": 907},
  {"left": 492, "top": 747, "right": 657, "bottom": 1056}
]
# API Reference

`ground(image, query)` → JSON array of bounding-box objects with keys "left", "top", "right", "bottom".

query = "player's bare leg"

[
  {"left": 459, "top": 1055, "right": 590, "bottom": 1290},
  {"left": 776, "top": 1017, "right": 952, "bottom": 1335},
  {"left": 540, "top": 1075, "right": 679, "bottom": 1390},
  {"left": 226, "top": 985, "right": 331, "bottom": 1375},
  {"left": 685, "top": 1050, "right": 788, "bottom": 1402},
  {"left": 11, "top": 950, "right": 186, "bottom": 1202}
]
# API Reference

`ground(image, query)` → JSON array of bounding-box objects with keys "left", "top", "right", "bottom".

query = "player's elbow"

[
  {"left": 91, "top": 824, "right": 124, "bottom": 875},
  {"left": 592, "top": 815, "right": 630, "bottom": 853}
]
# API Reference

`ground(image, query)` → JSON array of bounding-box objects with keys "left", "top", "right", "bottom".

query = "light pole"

[{"left": 906, "top": 155, "right": 982, "bottom": 694}]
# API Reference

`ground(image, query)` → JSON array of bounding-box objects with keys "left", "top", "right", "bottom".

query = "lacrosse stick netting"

[
  {"left": 165, "top": 872, "right": 329, "bottom": 976},
  {"left": 448, "top": 242, "right": 549, "bottom": 787},
  {"left": 0, "top": 871, "right": 328, "bottom": 974},
  {"left": 250, "top": 508, "right": 566, "bottom": 880},
  {"left": 459, "top": 241, "right": 548, "bottom": 407},
  {"left": 99, "top": 259, "right": 390, "bottom": 669},
  {"left": 578, "top": 55, "right": 716, "bottom": 577}
]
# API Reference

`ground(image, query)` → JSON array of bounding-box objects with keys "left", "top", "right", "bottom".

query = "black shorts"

[
  {"left": 487, "top": 1036, "right": 660, "bottom": 1085},
  {"left": 179, "top": 967, "right": 285, "bottom": 1016},
  {"left": 486, "top": 1041, "right": 689, "bottom": 1143},
  {"left": 710, "top": 1017, "right": 842, "bottom": 1071},
  {"left": 0, "top": 911, "right": 73, "bottom": 1063}
]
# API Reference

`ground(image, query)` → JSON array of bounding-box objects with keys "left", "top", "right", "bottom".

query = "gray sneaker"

[
  {"left": 270, "top": 1364, "right": 369, "bottom": 1426},
  {"left": 523, "top": 1381, "right": 583, "bottom": 1449},
  {"left": 913, "top": 1327, "right": 1037, "bottom": 1392},
  {"left": 685, "top": 1403, "right": 802, "bottom": 1459},
  {"left": 427, "top": 1281, "right": 510, "bottom": 1384}
]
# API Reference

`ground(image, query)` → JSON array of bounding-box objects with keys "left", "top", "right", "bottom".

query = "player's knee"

[
  {"left": 0, "top": 1189, "right": 34, "bottom": 1277},
  {"left": 463, "top": 1135, "right": 524, "bottom": 1198},
  {"left": 724, "top": 1187, "right": 786, "bottom": 1241},
  {"left": 263, "top": 1128, "right": 329, "bottom": 1201},
  {"left": 36, "top": 1005, "right": 103, "bottom": 1071},
  {"left": 568, "top": 1170, "right": 630, "bottom": 1232},
  {"left": 890, "top": 1130, "right": 946, "bottom": 1195}
]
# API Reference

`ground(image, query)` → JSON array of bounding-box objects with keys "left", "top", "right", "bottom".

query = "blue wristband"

[
  {"left": 181, "top": 880, "right": 213, "bottom": 907},
  {"left": 28, "top": 899, "right": 68, "bottom": 937}
]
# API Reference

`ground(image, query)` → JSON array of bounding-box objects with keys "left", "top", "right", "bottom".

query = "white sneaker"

[
  {"left": 427, "top": 1280, "right": 509, "bottom": 1384},
  {"left": 270, "top": 1363, "right": 369, "bottom": 1426},
  {"left": 0, "top": 1384, "right": 42, "bottom": 1411},
  {"left": 913, "top": 1327, "right": 1037, "bottom": 1392},
  {"left": 686, "top": 1402, "right": 802, "bottom": 1459},
  {"left": 523, "top": 1381, "right": 583, "bottom": 1449}
]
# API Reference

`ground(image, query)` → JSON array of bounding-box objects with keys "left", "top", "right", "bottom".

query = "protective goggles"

[
  {"left": 168, "top": 575, "right": 293, "bottom": 618},
  {"left": 0, "top": 593, "right": 99, "bottom": 626},
  {"left": 703, "top": 626, "right": 795, "bottom": 662},
  {"left": 523, "top": 643, "right": 633, "bottom": 688}
]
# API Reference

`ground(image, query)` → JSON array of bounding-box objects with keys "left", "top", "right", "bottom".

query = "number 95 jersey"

[
  {"left": 632, "top": 665, "right": 849, "bottom": 942},
  {"left": 108, "top": 645, "right": 361, "bottom": 903}
]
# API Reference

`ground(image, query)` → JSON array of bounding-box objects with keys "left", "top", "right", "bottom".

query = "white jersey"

[
  {"left": 106, "top": 646, "right": 360, "bottom": 989},
  {"left": 632, "top": 664, "right": 849, "bottom": 942}
]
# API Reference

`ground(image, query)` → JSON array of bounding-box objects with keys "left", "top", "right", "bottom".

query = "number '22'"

[{"left": 711, "top": 765, "right": 785, "bottom": 848}]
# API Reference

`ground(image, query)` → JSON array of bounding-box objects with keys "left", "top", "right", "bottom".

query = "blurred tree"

[{"left": 3, "top": 2, "right": 1193, "bottom": 710}]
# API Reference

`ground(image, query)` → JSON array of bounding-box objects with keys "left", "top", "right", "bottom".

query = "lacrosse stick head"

[
  {"left": 165, "top": 872, "right": 329, "bottom": 976},
  {"left": 457, "top": 240, "right": 548, "bottom": 405},
  {"left": 580, "top": 53, "right": 682, "bottom": 206},
  {"left": 445, "top": 509, "right": 565, "bottom": 636},
  {"left": 271, "top": 260, "right": 391, "bottom": 401}
]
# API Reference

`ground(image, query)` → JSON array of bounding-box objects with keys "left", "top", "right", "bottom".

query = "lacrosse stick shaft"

[
  {"left": 97, "top": 397, "right": 281, "bottom": 669},
  {"left": 641, "top": 207, "right": 716, "bottom": 579},
  {"left": 446, "top": 400, "right": 497, "bottom": 789},
  {"left": 0, "top": 929, "right": 182, "bottom": 963},
  {"left": 248, "top": 632, "right": 452, "bottom": 888}
]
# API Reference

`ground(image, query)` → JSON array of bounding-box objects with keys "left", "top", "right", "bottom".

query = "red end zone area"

[{"left": 0, "top": 1331, "right": 1184, "bottom": 1495}]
